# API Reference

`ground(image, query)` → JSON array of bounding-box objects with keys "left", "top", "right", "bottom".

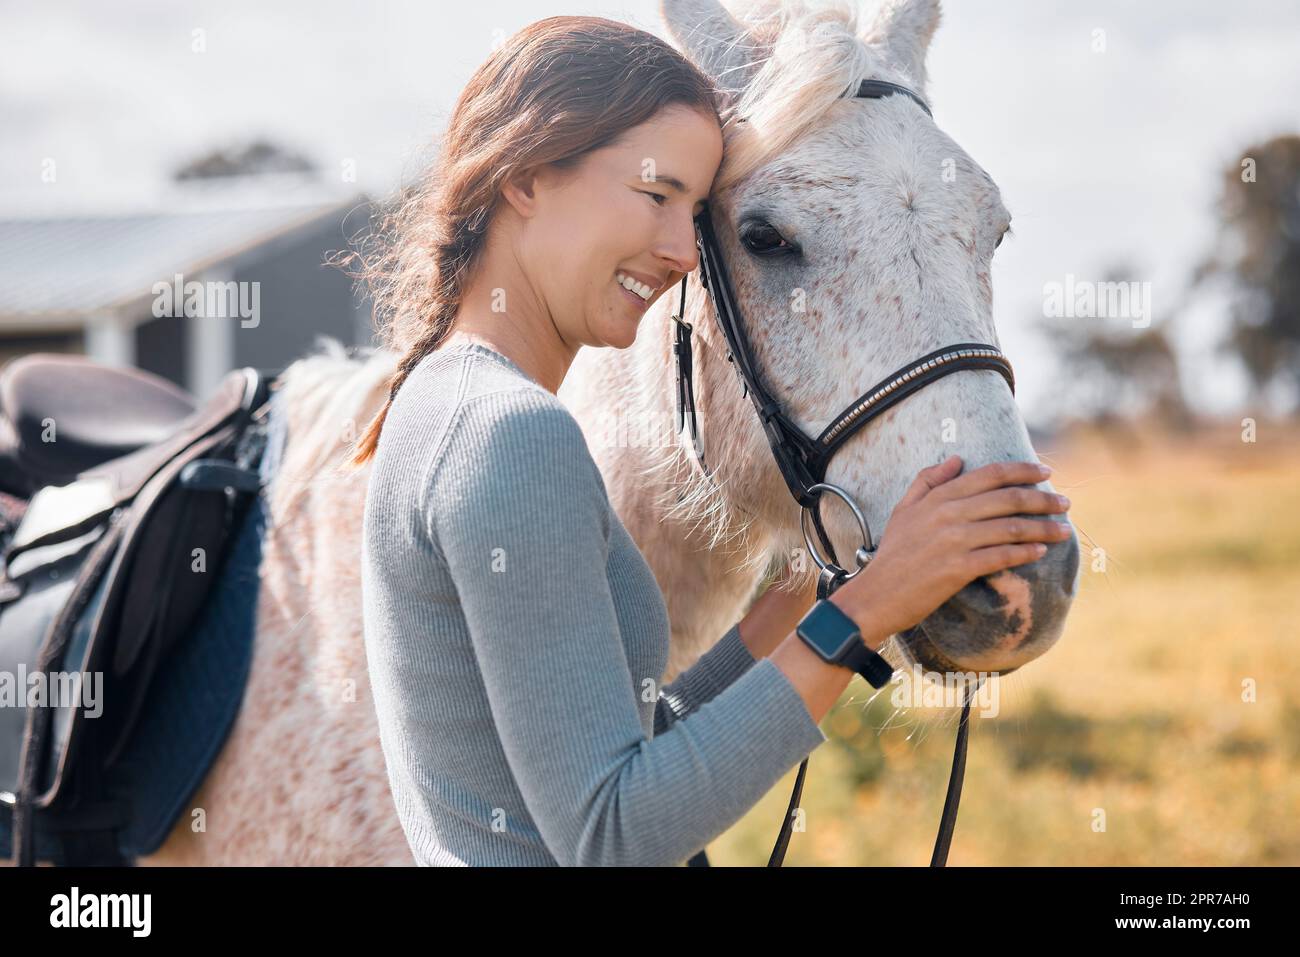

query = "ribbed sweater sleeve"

[
  {"left": 653, "top": 622, "right": 758, "bottom": 736},
  {"left": 425, "top": 389, "right": 827, "bottom": 867}
]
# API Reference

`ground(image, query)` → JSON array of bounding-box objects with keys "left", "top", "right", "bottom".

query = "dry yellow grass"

[{"left": 712, "top": 418, "right": 1300, "bottom": 866}]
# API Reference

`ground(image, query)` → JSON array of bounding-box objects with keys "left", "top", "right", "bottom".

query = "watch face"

[{"left": 798, "top": 601, "right": 859, "bottom": 660}]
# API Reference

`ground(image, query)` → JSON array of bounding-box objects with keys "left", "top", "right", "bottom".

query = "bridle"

[{"left": 670, "top": 78, "right": 1017, "bottom": 867}]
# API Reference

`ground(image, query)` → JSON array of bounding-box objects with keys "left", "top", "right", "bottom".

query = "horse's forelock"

[{"left": 715, "top": 0, "right": 877, "bottom": 195}]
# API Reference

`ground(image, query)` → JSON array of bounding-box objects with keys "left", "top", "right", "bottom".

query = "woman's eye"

[{"left": 641, "top": 190, "right": 668, "bottom": 206}]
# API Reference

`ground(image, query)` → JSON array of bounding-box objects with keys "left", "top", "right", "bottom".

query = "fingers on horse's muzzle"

[{"left": 951, "top": 519, "right": 1079, "bottom": 609}]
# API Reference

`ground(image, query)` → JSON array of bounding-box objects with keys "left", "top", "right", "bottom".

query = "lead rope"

[
  {"left": 765, "top": 497, "right": 971, "bottom": 867},
  {"left": 766, "top": 501, "right": 839, "bottom": 867},
  {"left": 930, "top": 678, "right": 978, "bottom": 867}
]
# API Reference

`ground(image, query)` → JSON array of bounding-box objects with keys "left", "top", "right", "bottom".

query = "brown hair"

[{"left": 340, "top": 16, "right": 721, "bottom": 467}]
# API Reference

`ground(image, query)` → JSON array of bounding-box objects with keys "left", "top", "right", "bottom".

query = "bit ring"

[{"left": 800, "top": 482, "right": 876, "bottom": 581}]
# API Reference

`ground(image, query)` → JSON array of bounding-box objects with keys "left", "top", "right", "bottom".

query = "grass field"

[{"left": 712, "top": 419, "right": 1300, "bottom": 866}]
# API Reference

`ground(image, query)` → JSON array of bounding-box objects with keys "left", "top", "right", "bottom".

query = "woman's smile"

[{"left": 614, "top": 276, "right": 652, "bottom": 313}]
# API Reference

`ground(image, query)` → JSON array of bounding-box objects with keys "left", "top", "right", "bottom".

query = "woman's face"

[{"left": 520, "top": 104, "right": 723, "bottom": 350}]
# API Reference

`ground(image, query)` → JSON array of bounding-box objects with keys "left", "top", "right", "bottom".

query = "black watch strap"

[
  {"left": 796, "top": 598, "right": 895, "bottom": 689},
  {"left": 843, "top": 639, "right": 895, "bottom": 689}
]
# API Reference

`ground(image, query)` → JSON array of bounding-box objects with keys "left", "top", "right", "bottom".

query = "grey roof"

[{"left": 0, "top": 187, "right": 371, "bottom": 329}]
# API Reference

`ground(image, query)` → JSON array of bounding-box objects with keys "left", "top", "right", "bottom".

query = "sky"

[{"left": 3, "top": 0, "right": 1298, "bottom": 422}]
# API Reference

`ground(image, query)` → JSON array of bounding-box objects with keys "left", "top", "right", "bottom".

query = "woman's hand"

[{"left": 831, "top": 455, "right": 1071, "bottom": 645}]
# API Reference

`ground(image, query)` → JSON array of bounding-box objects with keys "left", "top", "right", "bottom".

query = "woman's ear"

[{"left": 500, "top": 165, "right": 544, "bottom": 219}]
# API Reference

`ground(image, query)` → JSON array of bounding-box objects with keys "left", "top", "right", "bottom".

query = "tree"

[
  {"left": 1033, "top": 264, "right": 1192, "bottom": 434},
  {"left": 1197, "top": 135, "right": 1300, "bottom": 411},
  {"left": 172, "top": 138, "right": 319, "bottom": 181}
]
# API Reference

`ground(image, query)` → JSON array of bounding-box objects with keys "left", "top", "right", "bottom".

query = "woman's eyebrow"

[{"left": 652, "top": 173, "right": 690, "bottom": 193}]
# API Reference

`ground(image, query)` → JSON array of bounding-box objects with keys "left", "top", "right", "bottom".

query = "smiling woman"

[
  {"left": 339, "top": 16, "right": 832, "bottom": 867},
  {"left": 492, "top": 101, "right": 720, "bottom": 360},
  {"left": 340, "top": 18, "right": 723, "bottom": 431}
]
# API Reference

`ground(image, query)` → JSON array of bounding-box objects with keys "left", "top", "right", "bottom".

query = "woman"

[{"left": 351, "top": 16, "right": 1071, "bottom": 866}]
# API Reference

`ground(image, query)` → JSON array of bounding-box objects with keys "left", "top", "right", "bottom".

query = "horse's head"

[{"left": 661, "top": 0, "right": 1078, "bottom": 675}]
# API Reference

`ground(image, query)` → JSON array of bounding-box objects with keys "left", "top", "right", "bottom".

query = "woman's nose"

[{"left": 659, "top": 214, "right": 700, "bottom": 275}]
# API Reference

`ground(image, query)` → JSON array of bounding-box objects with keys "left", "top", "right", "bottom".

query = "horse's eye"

[{"left": 741, "top": 222, "right": 796, "bottom": 256}]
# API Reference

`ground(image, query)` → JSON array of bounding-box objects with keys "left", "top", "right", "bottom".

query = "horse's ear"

[
  {"left": 860, "top": 0, "right": 942, "bottom": 92},
  {"left": 659, "top": 0, "right": 765, "bottom": 100}
]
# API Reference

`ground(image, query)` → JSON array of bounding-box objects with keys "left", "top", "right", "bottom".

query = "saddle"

[
  {"left": 0, "top": 355, "right": 198, "bottom": 498},
  {"left": 0, "top": 353, "right": 278, "bottom": 865}
]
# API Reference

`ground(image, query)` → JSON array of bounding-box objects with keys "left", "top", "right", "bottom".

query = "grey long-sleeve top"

[{"left": 360, "top": 341, "right": 827, "bottom": 866}]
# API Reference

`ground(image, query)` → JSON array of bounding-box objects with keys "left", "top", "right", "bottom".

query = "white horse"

[{"left": 141, "top": 0, "right": 1079, "bottom": 865}]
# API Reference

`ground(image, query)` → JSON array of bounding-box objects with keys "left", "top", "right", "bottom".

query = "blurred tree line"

[
  {"left": 1038, "top": 134, "right": 1300, "bottom": 431},
  {"left": 172, "top": 139, "right": 319, "bottom": 180}
]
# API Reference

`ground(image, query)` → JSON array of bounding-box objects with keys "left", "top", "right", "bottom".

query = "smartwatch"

[{"left": 795, "top": 598, "right": 894, "bottom": 688}]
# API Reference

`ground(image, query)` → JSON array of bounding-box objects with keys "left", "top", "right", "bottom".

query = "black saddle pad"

[
  {"left": 0, "top": 455, "right": 270, "bottom": 864},
  {"left": 0, "top": 487, "right": 265, "bottom": 863}
]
